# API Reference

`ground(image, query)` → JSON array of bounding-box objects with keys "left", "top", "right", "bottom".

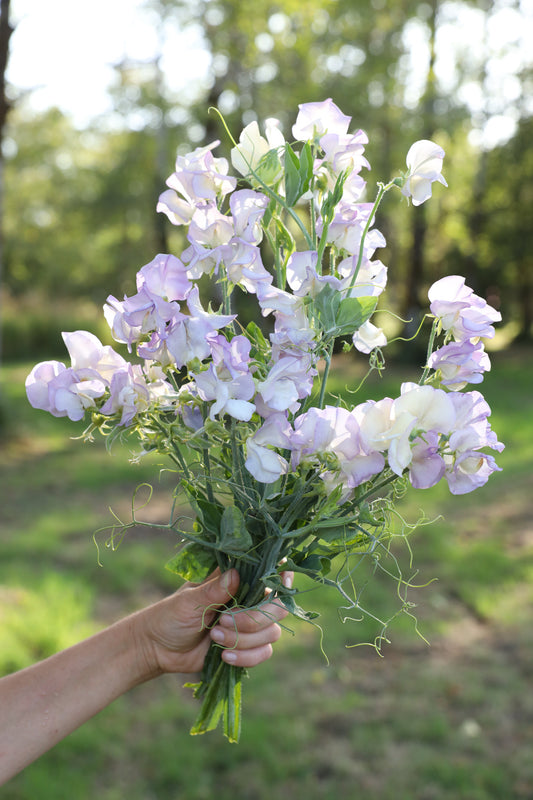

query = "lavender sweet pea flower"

[
  {"left": 137, "top": 253, "right": 192, "bottom": 303},
  {"left": 157, "top": 141, "right": 236, "bottom": 226},
  {"left": 428, "top": 275, "right": 501, "bottom": 342},
  {"left": 192, "top": 333, "right": 256, "bottom": 421},
  {"left": 401, "top": 140, "right": 447, "bottom": 206},
  {"left": 320, "top": 201, "right": 386, "bottom": 256},
  {"left": 187, "top": 204, "right": 234, "bottom": 248},
  {"left": 244, "top": 413, "right": 292, "bottom": 483},
  {"left": 408, "top": 431, "right": 445, "bottom": 490},
  {"left": 62, "top": 331, "right": 127, "bottom": 380},
  {"left": 164, "top": 287, "right": 235, "bottom": 368},
  {"left": 221, "top": 240, "right": 273, "bottom": 294},
  {"left": 99, "top": 364, "right": 150, "bottom": 426},
  {"left": 444, "top": 426, "right": 503, "bottom": 495},
  {"left": 193, "top": 364, "right": 255, "bottom": 421},
  {"left": 27, "top": 364, "right": 106, "bottom": 422},
  {"left": 104, "top": 287, "right": 183, "bottom": 350},
  {"left": 428, "top": 340, "right": 491, "bottom": 390},
  {"left": 230, "top": 189, "right": 270, "bottom": 245},
  {"left": 255, "top": 354, "right": 316, "bottom": 416},
  {"left": 290, "top": 406, "right": 350, "bottom": 467},
  {"left": 319, "top": 129, "right": 370, "bottom": 176},
  {"left": 286, "top": 250, "right": 341, "bottom": 298},
  {"left": 26, "top": 360, "right": 68, "bottom": 416},
  {"left": 292, "top": 99, "right": 351, "bottom": 141}
]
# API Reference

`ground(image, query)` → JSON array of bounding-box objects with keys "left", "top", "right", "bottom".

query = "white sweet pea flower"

[
  {"left": 401, "top": 139, "right": 447, "bottom": 206},
  {"left": 244, "top": 437, "right": 289, "bottom": 484},
  {"left": 292, "top": 99, "right": 351, "bottom": 141},
  {"left": 352, "top": 321, "right": 387, "bottom": 354},
  {"left": 231, "top": 119, "right": 284, "bottom": 177}
]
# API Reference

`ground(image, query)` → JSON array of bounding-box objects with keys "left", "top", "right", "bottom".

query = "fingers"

[{"left": 208, "top": 570, "right": 294, "bottom": 667}]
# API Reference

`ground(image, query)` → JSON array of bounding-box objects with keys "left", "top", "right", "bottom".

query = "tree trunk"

[
  {"left": 0, "top": 0, "right": 13, "bottom": 379},
  {"left": 403, "top": 0, "right": 438, "bottom": 321}
]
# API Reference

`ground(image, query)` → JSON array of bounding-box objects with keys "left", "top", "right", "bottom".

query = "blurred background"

[{"left": 0, "top": 1, "right": 532, "bottom": 798}]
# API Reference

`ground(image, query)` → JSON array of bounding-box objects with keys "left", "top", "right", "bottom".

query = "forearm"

[{"left": 0, "top": 612, "right": 154, "bottom": 785}]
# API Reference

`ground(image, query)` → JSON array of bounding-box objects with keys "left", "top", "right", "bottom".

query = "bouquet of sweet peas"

[{"left": 26, "top": 99, "right": 503, "bottom": 742}]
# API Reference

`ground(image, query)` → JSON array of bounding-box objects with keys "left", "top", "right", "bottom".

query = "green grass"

[{"left": 1, "top": 351, "right": 533, "bottom": 799}]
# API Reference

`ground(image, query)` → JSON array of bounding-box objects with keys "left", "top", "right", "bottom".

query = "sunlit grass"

[{"left": 1, "top": 352, "right": 532, "bottom": 800}]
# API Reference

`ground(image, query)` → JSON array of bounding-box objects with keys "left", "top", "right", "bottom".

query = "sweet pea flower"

[
  {"left": 244, "top": 436, "right": 289, "bottom": 484},
  {"left": 163, "top": 287, "right": 235, "bottom": 368},
  {"left": 193, "top": 364, "right": 255, "bottom": 421},
  {"left": 244, "top": 413, "right": 292, "bottom": 482},
  {"left": 99, "top": 364, "right": 151, "bottom": 426},
  {"left": 319, "top": 129, "right": 370, "bottom": 176},
  {"left": 231, "top": 119, "right": 285, "bottom": 177},
  {"left": 221, "top": 240, "right": 273, "bottom": 294},
  {"left": 104, "top": 289, "right": 183, "bottom": 350},
  {"left": 401, "top": 139, "right": 447, "bottom": 206},
  {"left": 61, "top": 331, "right": 127, "bottom": 381},
  {"left": 157, "top": 141, "right": 236, "bottom": 227},
  {"left": 26, "top": 363, "right": 106, "bottom": 422},
  {"left": 352, "top": 321, "right": 387, "bottom": 354},
  {"left": 187, "top": 204, "right": 234, "bottom": 248},
  {"left": 230, "top": 189, "right": 270, "bottom": 245},
  {"left": 337, "top": 257, "right": 388, "bottom": 298},
  {"left": 255, "top": 354, "right": 316, "bottom": 416},
  {"left": 408, "top": 431, "right": 446, "bottom": 490},
  {"left": 256, "top": 283, "right": 303, "bottom": 317},
  {"left": 192, "top": 333, "right": 256, "bottom": 421},
  {"left": 290, "top": 405, "right": 351, "bottom": 467},
  {"left": 286, "top": 250, "right": 341, "bottom": 298},
  {"left": 137, "top": 253, "right": 192, "bottom": 303},
  {"left": 428, "top": 276, "right": 501, "bottom": 342},
  {"left": 428, "top": 340, "right": 491, "bottom": 390},
  {"left": 320, "top": 201, "right": 386, "bottom": 256},
  {"left": 292, "top": 99, "right": 351, "bottom": 141},
  {"left": 26, "top": 360, "right": 68, "bottom": 416},
  {"left": 444, "top": 425, "right": 503, "bottom": 494}
]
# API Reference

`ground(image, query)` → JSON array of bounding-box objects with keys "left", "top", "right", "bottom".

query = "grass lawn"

[{"left": 1, "top": 348, "right": 532, "bottom": 800}]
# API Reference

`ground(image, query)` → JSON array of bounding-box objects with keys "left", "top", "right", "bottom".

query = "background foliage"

[{"left": 1, "top": 0, "right": 532, "bottom": 361}]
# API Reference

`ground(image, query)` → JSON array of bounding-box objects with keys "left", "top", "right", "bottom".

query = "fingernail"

[
  {"left": 220, "top": 613, "right": 234, "bottom": 627},
  {"left": 283, "top": 573, "right": 293, "bottom": 588},
  {"left": 223, "top": 651, "right": 237, "bottom": 663},
  {"left": 221, "top": 570, "right": 232, "bottom": 590},
  {"left": 211, "top": 627, "right": 225, "bottom": 643}
]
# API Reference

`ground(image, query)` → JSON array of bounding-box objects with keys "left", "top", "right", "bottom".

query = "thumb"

[{"left": 190, "top": 568, "right": 240, "bottom": 620}]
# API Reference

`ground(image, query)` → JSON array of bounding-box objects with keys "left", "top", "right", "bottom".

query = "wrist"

[{"left": 120, "top": 610, "right": 165, "bottom": 686}]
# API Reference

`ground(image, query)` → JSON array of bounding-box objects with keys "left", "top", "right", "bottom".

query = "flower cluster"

[{"left": 26, "top": 99, "right": 502, "bottom": 741}]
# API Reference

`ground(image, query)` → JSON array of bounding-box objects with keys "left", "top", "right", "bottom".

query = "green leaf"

[
  {"left": 219, "top": 505, "right": 254, "bottom": 555},
  {"left": 255, "top": 148, "right": 283, "bottom": 185},
  {"left": 299, "top": 141, "right": 314, "bottom": 192},
  {"left": 165, "top": 542, "right": 217, "bottom": 583},
  {"left": 285, "top": 553, "right": 332, "bottom": 578},
  {"left": 284, "top": 143, "right": 302, "bottom": 207},
  {"left": 279, "top": 591, "right": 320, "bottom": 621},
  {"left": 314, "top": 283, "right": 341, "bottom": 330},
  {"left": 335, "top": 296, "right": 377, "bottom": 334}
]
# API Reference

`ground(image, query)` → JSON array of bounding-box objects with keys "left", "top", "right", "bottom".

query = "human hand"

[{"left": 133, "top": 569, "right": 293, "bottom": 678}]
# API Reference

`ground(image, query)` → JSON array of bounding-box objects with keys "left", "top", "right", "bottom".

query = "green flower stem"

[
  {"left": 419, "top": 317, "right": 440, "bottom": 385},
  {"left": 317, "top": 343, "right": 334, "bottom": 410},
  {"left": 346, "top": 180, "right": 394, "bottom": 296}
]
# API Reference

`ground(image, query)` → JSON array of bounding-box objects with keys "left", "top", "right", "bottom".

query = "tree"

[{"left": 0, "top": 0, "right": 13, "bottom": 370}]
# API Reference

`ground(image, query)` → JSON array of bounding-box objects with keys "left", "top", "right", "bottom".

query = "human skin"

[{"left": 0, "top": 569, "right": 292, "bottom": 785}]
